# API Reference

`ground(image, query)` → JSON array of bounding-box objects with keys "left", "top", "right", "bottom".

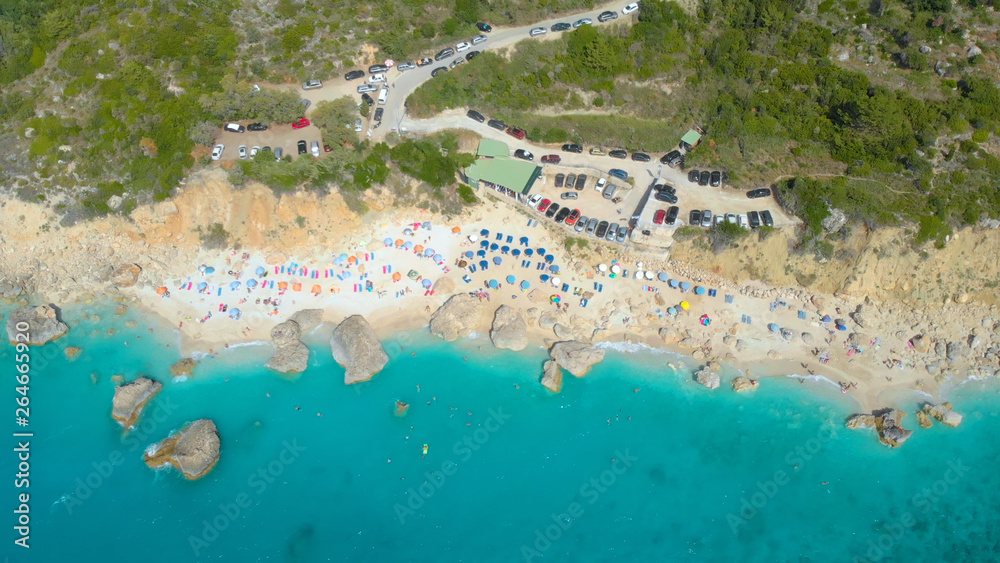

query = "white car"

[
  {"left": 238, "top": 145, "right": 247, "bottom": 159},
  {"left": 725, "top": 213, "right": 737, "bottom": 224},
  {"left": 529, "top": 27, "right": 547, "bottom": 37},
  {"left": 595, "top": 178, "right": 607, "bottom": 192},
  {"left": 368, "top": 73, "right": 386, "bottom": 83},
  {"left": 715, "top": 214, "right": 724, "bottom": 226},
  {"left": 250, "top": 146, "right": 260, "bottom": 158},
  {"left": 211, "top": 144, "right": 224, "bottom": 160},
  {"left": 456, "top": 42, "right": 471, "bottom": 52},
  {"left": 472, "top": 35, "right": 487, "bottom": 45},
  {"left": 622, "top": 2, "right": 639, "bottom": 15},
  {"left": 738, "top": 214, "right": 748, "bottom": 229},
  {"left": 354, "top": 118, "right": 363, "bottom": 132},
  {"left": 527, "top": 194, "right": 543, "bottom": 207}
]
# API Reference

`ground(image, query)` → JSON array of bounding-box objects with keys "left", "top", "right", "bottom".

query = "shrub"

[{"left": 200, "top": 223, "right": 230, "bottom": 249}]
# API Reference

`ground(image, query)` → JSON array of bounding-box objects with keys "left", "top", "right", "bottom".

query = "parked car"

[
  {"left": 368, "top": 64, "right": 389, "bottom": 74},
  {"left": 595, "top": 178, "right": 607, "bottom": 192},
  {"left": 586, "top": 218, "right": 599, "bottom": 234},
  {"left": 562, "top": 143, "right": 583, "bottom": 153},
  {"left": 506, "top": 126, "right": 526, "bottom": 140},
  {"left": 567, "top": 209, "right": 581, "bottom": 226},
  {"left": 631, "top": 152, "right": 651, "bottom": 162},
  {"left": 368, "top": 73, "right": 386, "bottom": 83},
  {"left": 297, "top": 140, "right": 307, "bottom": 154},
  {"left": 449, "top": 58, "right": 462, "bottom": 68},
  {"left": 573, "top": 174, "right": 587, "bottom": 191},
  {"left": 602, "top": 183, "right": 618, "bottom": 199},
  {"left": 589, "top": 147, "right": 605, "bottom": 156},
  {"left": 596, "top": 220, "right": 609, "bottom": 238},
  {"left": 609, "top": 168, "right": 628, "bottom": 180},
  {"left": 699, "top": 171, "right": 710, "bottom": 186},
  {"left": 472, "top": 34, "right": 488, "bottom": 45},
  {"left": 609, "top": 149, "right": 627, "bottom": 159},
  {"left": 748, "top": 210, "right": 761, "bottom": 228},
  {"left": 357, "top": 84, "right": 378, "bottom": 93},
  {"left": 435, "top": 48, "right": 454, "bottom": 61},
  {"left": 455, "top": 41, "right": 471, "bottom": 52},
  {"left": 373, "top": 108, "right": 384, "bottom": 121},
  {"left": 529, "top": 27, "right": 547, "bottom": 36},
  {"left": 545, "top": 203, "right": 560, "bottom": 218},
  {"left": 354, "top": 118, "right": 363, "bottom": 132},
  {"left": 250, "top": 146, "right": 260, "bottom": 158},
  {"left": 302, "top": 79, "right": 322, "bottom": 90},
  {"left": 725, "top": 213, "right": 737, "bottom": 224},
  {"left": 247, "top": 123, "right": 267, "bottom": 132},
  {"left": 273, "top": 147, "right": 283, "bottom": 160},
  {"left": 238, "top": 145, "right": 247, "bottom": 159},
  {"left": 417, "top": 58, "right": 433, "bottom": 67},
  {"left": 666, "top": 206, "right": 679, "bottom": 225},
  {"left": 661, "top": 149, "right": 683, "bottom": 167},
  {"left": 654, "top": 191, "right": 678, "bottom": 203},
  {"left": 554, "top": 173, "right": 565, "bottom": 188},
  {"left": 487, "top": 119, "right": 506, "bottom": 130},
  {"left": 211, "top": 144, "right": 224, "bottom": 160},
  {"left": 541, "top": 154, "right": 561, "bottom": 164},
  {"left": 747, "top": 188, "right": 772, "bottom": 199},
  {"left": 654, "top": 183, "right": 675, "bottom": 194},
  {"left": 688, "top": 169, "right": 700, "bottom": 183},
  {"left": 466, "top": 51, "right": 480, "bottom": 61},
  {"left": 527, "top": 195, "right": 543, "bottom": 208},
  {"left": 432, "top": 67, "right": 448, "bottom": 77},
  {"left": 514, "top": 149, "right": 534, "bottom": 161},
  {"left": 616, "top": 226, "right": 627, "bottom": 243},
  {"left": 653, "top": 210, "right": 666, "bottom": 225},
  {"left": 345, "top": 70, "right": 366, "bottom": 80},
  {"left": 598, "top": 10, "right": 618, "bottom": 22},
  {"left": 562, "top": 191, "right": 578, "bottom": 200},
  {"left": 623, "top": 2, "right": 639, "bottom": 15},
  {"left": 477, "top": 22, "right": 492, "bottom": 32},
  {"left": 323, "top": 144, "right": 333, "bottom": 153},
  {"left": 710, "top": 171, "right": 722, "bottom": 187},
  {"left": 467, "top": 110, "right": 486, "bottom": 123},
  {"left": 378, "top": 87, "right": 390, "bottom": 104},
  {"left": 606, "top": 223, "right": 619, "bottom": 241},
  {"left": 361, "top": 93, "right": 374, "bottom": 106},
  {"left": 310, "top": 141, "right": 320, "bottom": 157},
  {"left": 761, "top": 210, "right": 774, "bottom": 227},
  {"left": 573, "top": 213, "right": 587, "bottom": 231},
  {"left": 397, "top": 61, "right": 416, "bottom": 71},
  {"left": 573, "top": 18, "right": 592, "bottom": 28},
  {"left": 738, "top": 214, "right": 748, "bottom": 228},
  {"left": 701, "top": 210, "right": 713, "bottom": 228},
  {"left": 690, "top": 209, "right": 702, "bottom": 225},
  {"left": 551, "top": 22, "right": 572, "bottom": 31},
  {"left": 555, "top": 207, "right": 571, "bottom": 223},
  {"left": 224, "top": 123, "right": 245, "bottom": 133},
  {"left": 566, "top": 173, "right": 577, "bottom": 188},
  {"left": 537, "top": 198, "right": 551, "bottom": 212},
  {"left": 715, "top": 215, "right": 724, "bottom": 227}
]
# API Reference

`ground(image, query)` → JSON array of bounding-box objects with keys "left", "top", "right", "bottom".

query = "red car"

[
  {"left": 540, "top": 154, "right": 561, "bottom": 164},
  {"left": 566, "top": 209, "right": 581, "bottom": 226},
  {"left": 292, "top": 118, "right": 310, "bottom": 129},
  {"left": 653, "top": 209, "right": 666, "bottom": 224},
  {"left": 506, "top": 126, "right": 525, "bottom": 140},
  {"left": 323, "top": 144, "right": 333, "bottom": 153},
  {"left": 537, "top": 198, "right": 551, "bottom": 212}
]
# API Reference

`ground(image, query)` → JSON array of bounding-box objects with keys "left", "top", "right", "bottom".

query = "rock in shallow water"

[
  {"left": 170, "top": 357, "right": 196, "bottom": 377},
  {"left": 143, "top": 419, "right": 220, "bottom": 480},
  {"left": 695, "top": 367, "right": 720, "bottom": 390},
  {"left": 429, "top": 294, "right": 487, "bottom": 341},
  {"left": 846, "top": 409, "right": 912, "bottom": 447},
  {"left": 732, "top": 376, "right": 759, "bottom": 392},
  {"left": 265, "top": 320, "right": 310, "bottom": 373},
  {"left": 549, "top": 341, "right": 605, "bottom": 377},
  {"left": 112, "top": 376, "right": 162, "bottom": 431},
  {"left": 541, "top": 360, "right": 562, "bottom": 392},
  {"left": 7, "top": 305, "right": 68, "bottom": 345},
  {"left": 489, "top": 305, "right": 527, "bottom": 351},
  {"left": 330, "top": 315, "right": 389, "bottom": 384},
  {"left": 923, "top": 402, "right": 963, "bottom": 427}
]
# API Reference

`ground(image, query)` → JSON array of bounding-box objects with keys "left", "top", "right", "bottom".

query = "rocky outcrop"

[
  {"left": 541, "top": 360, "right": 562, "bottom": 392},
  {"left": 732, "top": 376, "right": 759, "bottom": 392},
  {"left": 916, "top": 410, "right": 933, "bottom": 428},
  {"left": 910, "top": 334, "right": 930, "bottom": 353},
  {"left": 112, "top": 376, "right": 163, "bottom": 431},
  {"left": 923, "top": 402, "right": 963, "bottom": 427},
  {"left": 846, "top": 409, "right": 913, "bottom": 447},
  {"left": 489, "top": 305, "right": 527, "bottom": 351},
  {"left": 265, "top": 320, "right": 309, "bottom": 373},
  {"left": 111, "top": 263, "right": 142, "bottom": 288},
  {"left": 7, "top": 305, "right": 68, "bottom": 345},
  {"left": 429, "top": 293, "right": 487, "bottom": 341},
  {"left": 65, "top": 346, "right": 82, "bottom": 360},
  {"left": 549, "top": 341, "right": 605, "bottom": 377},
  {"left": 695, "top": 367, "right": 720, "bottom": 390},
  {"left": 143, "top": 419, "right": 220, "bottom": 480},
  {"left": 170, "top": 358, "right": 196, "bottom": 377},
  {"left": 289, "top": 309, "right": 324, "bottom": 333},
  {"left": 330, "top": 315, "right": 389, "bottom": 384}
]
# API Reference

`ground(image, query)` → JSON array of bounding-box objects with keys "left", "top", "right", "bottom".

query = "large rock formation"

[
  {"left": 541, "top": 360, "right": 562, "bottom": 392},
  {"left": 112, "top": 377, "right": 163, "bottom": 431},
  {"left": 846, "top": 409, "right": 913, "bottom": 447},
  {"left": 7, "top": 305, "right": 68, "bottom": 345},
  {"left": 429, "top": 293, "right": 487, "bottom": 341},
  {"left": 329, "top": 315, "right": 389, "bottom": 384},
  {"left": 170, "top": 358, "right": 196, "bottom": 377},
  {"left": 548, "top": 341, "right": 605, "bottom": 377},
  {"left": 265, "top": 320, "right": 309, "bottom": 373},
  {"left": 111, "top": 263, "right": 142, "bottom": 288},
  {"left": 143, "top": 419, "right": 220, "bottom": 480},
  {"left": 289, "top": 309, "right": 324, "bottom": 333},
  {"left": 732, "top": 376, "right": 759, "bottom": 392},
  {"left": 490, "top": 305, "right": 527, "bottom": 351},
  {"left": 923, "top": 402, "right": 963, "bottom": 427},
  {"left": 695, "top": 367, "right": 721, "bottom": 390}
]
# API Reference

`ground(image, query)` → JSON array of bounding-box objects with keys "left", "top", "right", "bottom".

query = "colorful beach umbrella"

[
  {"left": 679, "top": 301, "right": 690, "bottom": 310},
  {"left": 493, "top": 257, "right": 502, "bottom": 265},
  {"left": 156, "top": 286, "right": 168, "bottom": 295},
  {"left": 520, "top": 280, "right": 530, "bottom": 290},
  {"left": 197, "top": 282, "right": 208, "bottom": 291},
  {"left": 550, "top": 295, "right": 561, "bottom": 303},
  {"left": 229, "top": 281, "right": 241, "bottom": 290},
  {"left": 422, "top": 279, "right": 432, "bottom": 288}
]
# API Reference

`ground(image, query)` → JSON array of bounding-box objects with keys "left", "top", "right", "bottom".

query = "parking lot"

[{"left": 214, "top": 123, "right": 323, "bottom": 162}]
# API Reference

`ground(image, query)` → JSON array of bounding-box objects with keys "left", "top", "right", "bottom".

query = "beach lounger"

[
  {"left": 496, "top": 233, "right": 503, "bottom": 241},
  {"left": 798, "top": 310, "right": 807, "bottom": 319},
  {"left": 725, "top": 295, "right": 734, "bottom": 304},
  {"left": 708, "top": 289, "right": 717, "bottom": 297},
  {"left": 580, "top": 298, "right": 589, "bottom": 308},
  {"left": 561, "top": 283, "right": 569, "bottom": 292},
  {"left": 506, "top": 235, "right": 513, "bottom": 244}
]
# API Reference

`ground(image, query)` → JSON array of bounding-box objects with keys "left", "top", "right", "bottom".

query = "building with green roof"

[
  {"left": 680, "top": 129, "right": 702, "bottom": 151},
  {"left": 464, "top": 139, "right": 542, "bottom": 195}
]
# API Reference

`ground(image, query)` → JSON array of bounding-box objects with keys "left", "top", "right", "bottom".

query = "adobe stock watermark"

[
  {"left": 393, "top": 406, "right": 511, "bottom": 524},
  {"left": 188, "top": 439, "right": 307, "bottom": 556},
  {"left": 58, "top": 396, "right": 180, "bottom": 515},
  {"left": 520, "top": 450, "right": 638, "bottom": 562},
  {"left": 853, "top": 458, "right": 969, "bottom": 562},
  {"left": 727, "top": 422, "right": 839, "bottom": 533}
]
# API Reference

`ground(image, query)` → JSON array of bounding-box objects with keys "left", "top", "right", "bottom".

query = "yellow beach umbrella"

[{"left": 680, "top": 301, "right": 690, "bottom": 310}]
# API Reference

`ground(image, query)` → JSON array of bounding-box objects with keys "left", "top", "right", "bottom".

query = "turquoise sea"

[{"left": 6, "top": 303, "right": 1000, "bottom": 562}]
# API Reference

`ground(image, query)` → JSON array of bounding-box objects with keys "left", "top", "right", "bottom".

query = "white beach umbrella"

[
  {"left": 611, "top": 265, "right": 621, "bottom": 274},
  {"left": 598, "top": 264, "right": 608, "bottom": 272},
  {"left": 468, "top": 235, "right": 478, "bottom": 243},
  {"left": 634, "top": 270, "right": 643, "bottom": 279},
  {"left": 645, "top": 271, "right": 654, "bottom": 280},
  {"left": 636, "top": 261, "right": 644, "bottom": 269},
  {"left": 551, "top": 277, "right": 561, "bottom": 286}
]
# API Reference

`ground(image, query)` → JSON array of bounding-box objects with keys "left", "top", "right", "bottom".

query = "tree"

[{"left": 310, "top": 97, "right": 359, "bottom": 147}]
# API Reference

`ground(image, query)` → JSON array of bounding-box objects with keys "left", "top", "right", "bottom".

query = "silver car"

[
  {"left": 472, "top": 34, "right": 487, "bottom": 45},
  {"left": 302, "top": 79, "right": 322, "bottom": 90},
  {"left": 357, "top": 84, "right": 378, "bottom": 93},
  {"left": 273, "top": 147, "right": 284, "bottom": 161},
  {"left": 701, "top": 210, "right": 713, "bottom": 228},
  {"left": 586, "top": 217, "right": 599, "bottom": 234},
  {"left": 606, "top": 223, "right": 619, "bottom": 241},
  {"left": 575, "top": 215, "right": 589, "bottom": 232},
  {"left": 397, "top": 61, "right": 416, "bottom": 71},
  {"left": 602, "top": 183, "right": 617, "bottom": 199},
  {"left": 616, "top": 226, "right": 627, "bottom": 244}
]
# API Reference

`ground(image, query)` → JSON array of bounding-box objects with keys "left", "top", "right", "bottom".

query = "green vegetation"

[
  {"left": 709, "top": 221, "right": 751, "bottom": 253},
  {"left": 199, "top": 223, "right": 231, "bottom": 249}
]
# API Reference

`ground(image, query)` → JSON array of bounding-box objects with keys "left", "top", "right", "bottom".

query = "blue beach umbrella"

[
  {"left": 549, "top": 265, "right": 560, "bottom": 273},
  {"left": 679, "top": 281, "right": 691, "bottom": 292},
  {"left": 520, "top": 236, "right": 529, "bottom": 245},
  {"left": 695, "top": 286, "right": 706, "bottom": 295},
  {"left": 477, "top": 250, "right": 486, "bottom": 257},
  {"left": 422, "top": 221, "right": 431, "bottom": 229},
  {"left": 545, "top": 255, "right": 554, "bottom": 263},
  {"left": 669, "top": 279, "right": 679, "bottom": 288},
  {"left": 229, "top": 308, "right": 241, "bottom": 319},
  {"left": 465, "top": 251, "right": 474, "bottom": 258},
  {"left": 424, "top": 249, "right": 435, "bottom": 257},
  {"left": 658, "top": 273, "right": 668, "bottom": 282},
  {"left": 197, "top": 282, "right": 208, "bottom": 291},
  {"left": 422, "top": 279, "right": 432, "bottom": 288},
  {"left": 525, "top": 249, "right": 534, "bottom": 256},
  {"left": 342, "top": 271, "right": 352, "bottom": 279},
  {"left": 339, "top": 253, "right": 349, "bottom": 262},
  {"left": 501, "top": 245, "right": 510, "bottom": 254},
  {"left": 506, "top": 275, "right": 516, "bottom": 284},
  {"left": 246, "top": 279, "right": 258, "bottom": 288},
  {"left": 822, "top": 315, "right": 832, "bottom": 323},
  {"left": 204, "top": 267, "right": 216, "bottom": 274},
  {"left": 520, "top": 280, "right": 530, "bottom": 290},
  {"left": 404, "top": 228, "right": 414, "bottom": 236},
  {"left": 384, "top": 237, "right": 393, "bottom": 246},
  {"left": 768, "top": 323, "right": 780, "bottom": 333},
  {"left": 480, "top": 260, "right": 489, "bottom": 269},
  {"left": 667, "top": 307, "right": 677, "bottom": 315},
  {"left": 433, "top": 254, "right": 444, "bottom": 262},
  {"left": 488, "top": 279, "right": 498, "bottom": 289},
  {"left": 229, "top": 281, "right": 241, "bottom": 290},
  {"left": 255, "top": 267, "right": 266, "bottom": 276},
  {"left": 333, "top": 256, "right": 344, "bottom": 266},
  {"left": 490, "top": 243, "right": 499, "bottom": 251},
  {"left": 512, "top": 249, "right": 521, "bottom": 257},
  {"left": 493, "top": 257, "right": 502, "bottom": 265},
  {"left": 537, "top": 247, "right": 546, "bottom": 255},
  {"left": 481, "top": 240, "right": 490, "bottom": 248},
  {"left": 480, "top": 229, "right": 489, "bottom": 236},
  {"left": 404, "top": 241, "right": 414, "bottom": 250},
  {"left": 540, "top": 274, "right": 550, "bottom": 282}
]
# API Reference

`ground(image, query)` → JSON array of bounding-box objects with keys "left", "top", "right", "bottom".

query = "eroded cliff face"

[{"left": 668, "top": 224, "right": 1000, "bottom": 309}]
